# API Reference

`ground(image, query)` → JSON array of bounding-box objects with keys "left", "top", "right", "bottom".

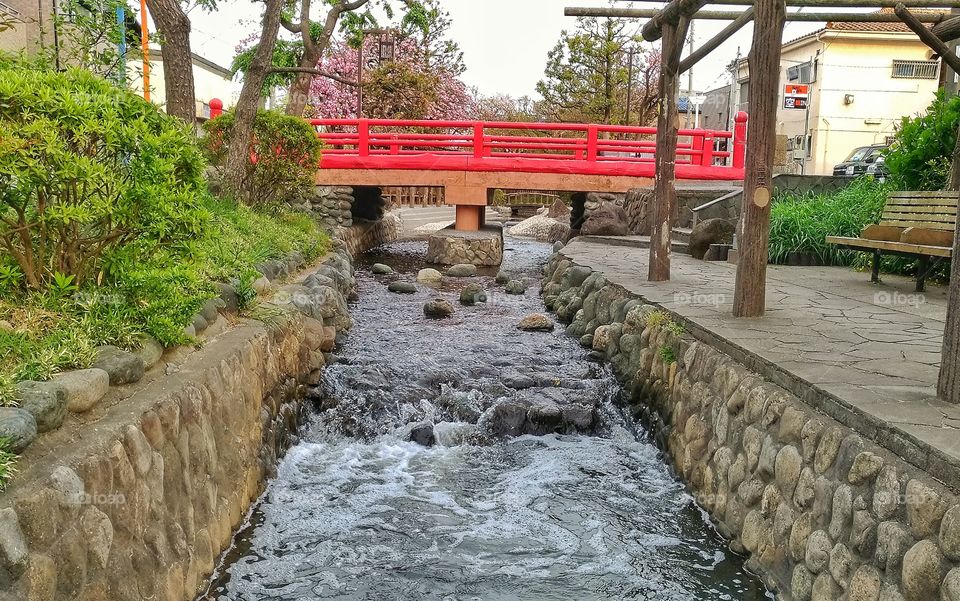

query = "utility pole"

[
  {"left": 626, "top": 46, "right": 636, "bottom": 125},
  {"left": 686, "top": 20, "right": 695, "bottom": 128}
]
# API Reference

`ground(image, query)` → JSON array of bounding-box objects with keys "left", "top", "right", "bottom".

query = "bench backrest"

[{"left": 880, "top": 191, "right": 958, "bottom": 231}]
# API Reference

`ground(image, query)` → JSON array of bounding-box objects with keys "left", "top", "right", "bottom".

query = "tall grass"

[{"left": 768, "top": 179, "right": 889, "bottom": 266}]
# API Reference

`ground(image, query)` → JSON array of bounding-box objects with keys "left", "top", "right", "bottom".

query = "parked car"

[
  {"left": 866, "top": 155, "right": 890, "bottom": 182},
  {"left": 833, "top": 144, "right": 887, "bottom": 177}
]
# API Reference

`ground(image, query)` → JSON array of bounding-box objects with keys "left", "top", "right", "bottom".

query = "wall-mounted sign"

[{"left": 784, "top": 84, "right": 810, "bottom": 110}]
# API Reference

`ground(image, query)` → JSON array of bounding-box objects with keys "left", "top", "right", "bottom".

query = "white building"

[
  {"left": 737, "top": 11, "right": 944, "bottom": 175},
  {"left": 127, "top": 48, "right": 240, "bottom": 123}
]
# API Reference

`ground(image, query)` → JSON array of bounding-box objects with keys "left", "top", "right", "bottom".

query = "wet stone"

[
  {"left": 517, "top": 314, "right": 555, "bottom": 332},
  {"left": 460, "top": 283, "right": 487, "bottom": 305},
  {"left": 505, "top": 279, "right": 528, "bottom": 295},
  {"left": 371, "top": 263, "right": 394, "bottom": 275},
  {"left": 388, "top": 281, "right": 417, "bottom": 294},
  {"left": 423, "top": 298, "right": 454, "bottom": 319}
]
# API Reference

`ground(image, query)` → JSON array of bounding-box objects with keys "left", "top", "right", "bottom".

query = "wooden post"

[
  {"left": 940, "top": 199, "right": 960, "bottom": 403},
  {"left": 732, "top": 0, "right": 786, "bottom": 317},
  {"left": 648, "top": 18, "right": 690, "bottom": 281}
]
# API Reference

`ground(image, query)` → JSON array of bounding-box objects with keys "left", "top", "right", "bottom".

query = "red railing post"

[
  {"left": 691, "top": 132, "right": 704, "bottom": 166},
  {"left": 473, "top": 122, "right": 484, "bottom": 158},
  {"left": 701, "top": 133, "right": 715, "bottom": 167},
  {"left": 390, "top": 134, "right": 400, "bottom": 155},
  {"left": 586, "top": 125, "right": 598, "bottom": 161},
  {"left": 358, "top": 119, "right": 370, "bottom": 157},
  {"left": 733, "top": 112, "right": 748, "bottom": 169}
]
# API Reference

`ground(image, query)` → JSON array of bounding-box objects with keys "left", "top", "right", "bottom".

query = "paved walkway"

[{"left": 561, "top": 239, "right": 960, "bottom": 484}]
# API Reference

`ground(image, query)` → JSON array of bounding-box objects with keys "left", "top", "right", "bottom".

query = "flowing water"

[{"left": 199, "top": 237, "right": 771, "bottom": 601}]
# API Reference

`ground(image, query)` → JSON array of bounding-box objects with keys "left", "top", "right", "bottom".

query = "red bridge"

[{"left": 310, "top": 113, "right": 748, "bottom": 230}]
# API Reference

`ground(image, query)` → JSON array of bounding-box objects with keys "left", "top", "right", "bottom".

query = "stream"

[{"left": 198, "top": 237, "right": 770, "bottom": 601}]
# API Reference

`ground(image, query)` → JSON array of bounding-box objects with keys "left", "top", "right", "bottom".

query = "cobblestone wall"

[
  {"left": 542, "top": 250, "right": 960, "bottom": 601},
  {"left": 0, "top": 248, "right": 356, "bottom": 601}
]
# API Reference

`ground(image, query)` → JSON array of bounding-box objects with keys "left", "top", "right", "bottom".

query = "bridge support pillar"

[{"left": 455, "top": 205, "right": 483, "bottom": 231}]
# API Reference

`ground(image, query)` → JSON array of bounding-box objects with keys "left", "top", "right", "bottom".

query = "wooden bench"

[{"left": 825, "top": 190, "right": 956, "bottom": 292}]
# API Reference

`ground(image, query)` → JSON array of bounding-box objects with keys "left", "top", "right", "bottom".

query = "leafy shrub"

[
  {"left": 768, "top": 179, "right": 889, "bottom": 266},
  {"left": 0, "top": 67, "right": 207, "bottom": 289},
  {"left": 0, "top": 196, "right": 330, "bottom": 392},
  {"left": 884, "top": 91, "right": 960, "bottom": 191},
  {"left": 204, "top": 109, "right": 323, "bottom": 207}
]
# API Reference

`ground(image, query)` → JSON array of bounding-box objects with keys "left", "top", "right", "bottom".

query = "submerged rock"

[
  {"left": 495, "top": 271, "right": 510, "bottom": 285},
  {"left": 446, "top": 264, "right": 477, "bottom": 277},
  {"left": 518, "top": 313, "right": 555, "bottom": 332},
  {"left": 433, "top": 422, "right": 478, "bottom": 446},
  {"left": 423, "top": 298, "right": 454, "bottom": 319},
  {"left": 388, "top": 281, "right": 417, "bottom": 294},
  {"left": 479, "top": 401, "right": 527, "bottom": 437},
  {"left": 460, "top": 283, "right": 487, "bottom": 305},
  {"left": 505, "top": 280, "right": 528, "bottom": 295},
  {"left": 371, "top": 263, "right": 394, "bottom": 275},
  {"left": 409, "top": 422, "right": 436, "bottom": 447}
]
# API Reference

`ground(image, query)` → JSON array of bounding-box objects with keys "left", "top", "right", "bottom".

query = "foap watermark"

[
  {"left": 874, "top": 291, "right": 925, "bottom": 308},
  {"left": 66, "top": 491, "right": 126, "bottom": 506},
  {"left": 674, "top": 291, "right": 727, "bottom": 307}
]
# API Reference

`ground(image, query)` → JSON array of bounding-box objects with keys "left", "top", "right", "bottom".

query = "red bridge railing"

[{"left": 308, "top": 112, "right": 748, "bottom": 181}]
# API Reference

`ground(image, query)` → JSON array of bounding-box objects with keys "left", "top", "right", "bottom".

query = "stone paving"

[{"left": 561, "top": 238, "right": 960, "bottom": 485}]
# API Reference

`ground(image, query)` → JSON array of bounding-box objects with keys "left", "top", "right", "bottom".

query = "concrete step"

[
  {"left": 672, "top": 227, "right": 693, "bottom": 244},
  {"left": 579, "top": 235, "right": 690, "bottom": 254}
]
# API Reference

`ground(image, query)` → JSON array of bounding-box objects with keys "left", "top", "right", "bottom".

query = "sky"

[{"left": 184, "top": 1, "right": 842, "bottom": 100}]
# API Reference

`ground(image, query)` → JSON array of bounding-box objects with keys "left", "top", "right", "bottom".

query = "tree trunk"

[
  {"left": 648, "top": 18, "right": 689, "bottom": 282},
  {"left": 732, "top": 0, "right": 786, "bottom": 318},
  {"left": 223, "top": 0, "right": 285, "bottom": 195},
  {"left": 285, "top": 52, "right": 320, "bottom": 117},
  {"left": 284, "top": 0, "right": 369, "bottom": 117},
  {"left": 145, "top": 0, "right": 196, "bottom": 123}
]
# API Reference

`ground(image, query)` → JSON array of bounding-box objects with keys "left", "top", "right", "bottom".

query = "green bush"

[
  {"left": 884, "top": 91, "right": 960, "bottom": 191},
  {"left": 768, "top": 178, "right": 889, "bottom": 265},
  {"left": 0, "top": 67, "right": 207, "bottom": 289},
  {"left": 204, "top": 109, "right": 323, "bottom": 207}
]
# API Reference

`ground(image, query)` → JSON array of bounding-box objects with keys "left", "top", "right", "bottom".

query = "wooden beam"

[
  {"left": 626, "top": 0, "right": 960, "bottom": 6},
  {"left": 640, "top": 0, "right": 709, "bottom": 42},
  {"left": 733, "top": 0, "right": 786, "bottom": 318},
  {"left": 896, "top": 3, "right": 960, "bottom": 73},
  {"left": 679, "top": 7, "right": 755, "bottom": 74},
  {"left": 648, "top": 16, "right": 690, "bottom": 281},
  {"left": 566, "top": 7, "right": 949, "bottom": 23},
  {"left": 931, "top": 15, "right": 960, "bottom": 42}
]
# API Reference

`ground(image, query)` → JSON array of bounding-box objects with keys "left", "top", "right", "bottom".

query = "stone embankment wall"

[
  {"left": 542, "top": 249, "right": 960, "bottom": 601},
  {"left": 0, "top": 244, "right": 357, "bottom": 601}
]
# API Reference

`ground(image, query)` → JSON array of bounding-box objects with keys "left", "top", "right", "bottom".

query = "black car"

[{"left": 833, "top": 144, "right": 887, "bottom": 177}]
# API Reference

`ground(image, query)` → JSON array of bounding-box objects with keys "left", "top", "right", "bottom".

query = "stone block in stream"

[
  {"left": 479, "top": 401, "right": 527, "bottom": 437},
  {"left": 372, "top": 263, "right": 394, "bottom": 275},
  {"left": 526, "top": 401, "right": 563, "bottom": 435},
  {"left": 423, "top": 298, "right": 454, "bottom": 319},
  {"left": 460, "top": 284, "right": 487, "bottom": 305},
  {"left": 505, "top": 280, "right": 528, "bottom": 295},
  {"left": 446, "top": 264, "right": 477, "bottom": 277},
  {"left": 517, "top": 313, "right": 555, "bottom": 332}
]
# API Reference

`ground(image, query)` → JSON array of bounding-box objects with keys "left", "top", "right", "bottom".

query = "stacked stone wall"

[
  {"left": 542, "top": 250, "right": 960, "bottom": 601},
  {"left": 0, "top": 247, "right": 357, "bottom": 601}
]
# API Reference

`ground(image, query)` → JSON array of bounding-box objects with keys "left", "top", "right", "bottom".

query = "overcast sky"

[{"left": 184, "top": 1, "right": 840, "bottom": 99}]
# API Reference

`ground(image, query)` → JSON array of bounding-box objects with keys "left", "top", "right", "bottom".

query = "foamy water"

[{"left": 198, "top": 238, "right": 770, "bottom": 601}]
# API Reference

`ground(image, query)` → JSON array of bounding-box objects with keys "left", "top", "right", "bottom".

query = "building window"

[
  {"left": 787, "top": 60, "right": 817, "bottom": 84},
  {"left": 892, "top": 59, "right": 939, "bottom": 79}
]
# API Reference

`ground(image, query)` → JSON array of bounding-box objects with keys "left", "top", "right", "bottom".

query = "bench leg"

[
  {"left": 916, "top": 256, "right": 929, "bottom": 293},
  {"left": 871, "top": 250, "right": 881, "bottom": 283}
]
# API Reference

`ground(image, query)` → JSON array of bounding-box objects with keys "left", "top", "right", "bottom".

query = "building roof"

[
  {"left": 782, "top": 8, "right": 947, "bottom": 47},
  {"left": 825, "top": 7, "right": 947, "bottom": 33}
]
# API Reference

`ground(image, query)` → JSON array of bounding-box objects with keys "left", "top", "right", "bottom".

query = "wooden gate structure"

[{"left": 563, "top": 0, "right": 960, "bottom": 402}]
